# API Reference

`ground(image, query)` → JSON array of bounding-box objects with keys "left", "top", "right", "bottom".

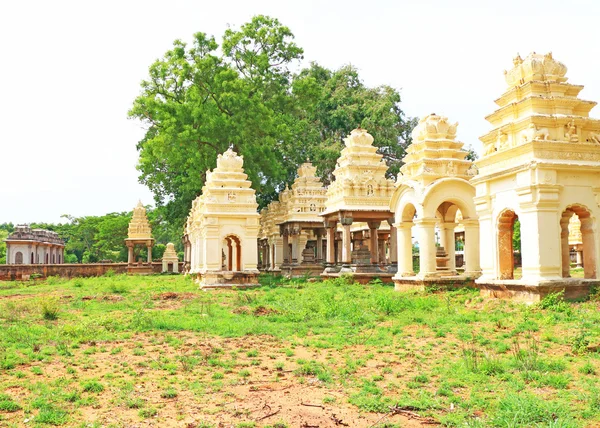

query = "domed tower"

[
  {"left": 473, "top": 52, "right": 600, "bottom": 301},
  {"left": 125, "top": 201, "right": 155, "bottom": 273}
]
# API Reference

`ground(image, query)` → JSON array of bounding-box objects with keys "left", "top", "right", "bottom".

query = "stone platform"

[
  {"left": 127, "top": 264, "right": 154, "bottom": 275},
  {"left": 321, "top": 272, "right": 394, "bottom": 284},
  {"left": 476, "top": 278, "right": 597, "bottom": 303},
  {"left": 282, "top": 264, "right": 324, "bottom": 278},
  {"left": 394, "top": 276, "right": 476, "bottom": 292},
  {"left": 196, "top": 271, "right": 260, "bottom": 289}
]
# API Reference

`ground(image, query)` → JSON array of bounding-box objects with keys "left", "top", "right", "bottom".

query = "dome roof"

[{"left": 504, "top": 52, "right": 568, "bottom": 86}]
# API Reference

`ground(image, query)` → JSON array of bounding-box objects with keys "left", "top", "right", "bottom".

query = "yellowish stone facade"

[
  {"left": 185, "top": 149, "right": 260, "bottom": 288},
  {"left": 161, "top": 243, "right": 179, "bottom": 273},
  {"left": 474, "top": 52, "right": 600, "bottom": 300},
  {"left": 390, "top": 114, "right": 480, "bottom": 287},
  {"left": 321, "top": 128, "right": 396, "bottom": 276}
]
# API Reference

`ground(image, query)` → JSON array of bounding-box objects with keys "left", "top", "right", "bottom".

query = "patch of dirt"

[{"left": 153, "top": 292, "right": 197, "bottom": 300}]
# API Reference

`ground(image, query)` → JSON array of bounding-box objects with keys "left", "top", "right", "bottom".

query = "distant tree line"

[{"left": 0, "top": 208, "right": 182, "bottom": 264}]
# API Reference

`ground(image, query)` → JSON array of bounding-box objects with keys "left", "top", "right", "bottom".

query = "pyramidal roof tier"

[
  {"left": 477, "top": 52, "right": 600, "bottom": 173},
  {"left": 322, "top": 128, "right": 395, "bottom": 215},
  {"left": 280, "top": 162, "right": 327, "bottom": 224},
  {"left": 187, "top": 149, "right": 259, "bottom": 225},
  {"left": 127, "top": 201, "right": 153, "bottom": 240},
  {"left": 399, "top": 114, "right": 475, "bottom": 186}
]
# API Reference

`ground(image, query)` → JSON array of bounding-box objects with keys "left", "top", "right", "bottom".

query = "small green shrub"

[
  {"left": 40, "top": 298, "right": 60, "bottom": 320},
  {"left": 82, "top": 380, "right": 105, "bottom": 393}
]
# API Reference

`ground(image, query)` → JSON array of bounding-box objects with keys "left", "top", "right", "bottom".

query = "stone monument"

[
  {"left": 390, "top": 114, "right": 480, "bottom": 290},
  {"left": 161, "top": 243, "right": 179, "bottom": 273},
  {"left": 278, "top": 161, "right": 328, "bottom": 277},
  {"left": 125, "top": 201, "right": 154, "bottom": 275},
  {"left": 186, "top": 148, "right": 260, "bottom": 288},
  {"left": 473, "top": 52, "right": 600, "bottom": 301},
  {"left": 321, "top": 127, "right": 396, "bottom": 283}
]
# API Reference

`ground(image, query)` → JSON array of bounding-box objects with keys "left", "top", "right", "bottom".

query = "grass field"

[{"left": 0, "top": 273, "right": 600, "bottom": 427}]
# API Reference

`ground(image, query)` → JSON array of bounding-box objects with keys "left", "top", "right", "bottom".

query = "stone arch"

[
  {"left": 223, "top": 234, "right": 242, "bottom": 272},
  {"left": 15, "top": 252, "right": 23, "bottom": 264},
  {"left": 497, "top": 209, "right": 519, "bottom": 280},
  {"left": 391, "top": 185, "right": 422, "bottom": 223},
  {"left": 422, "top": 178, "right": 477, "bottom": 220},
  {"left": 560, "top": 204, "right": 596, "bottom": 279}
]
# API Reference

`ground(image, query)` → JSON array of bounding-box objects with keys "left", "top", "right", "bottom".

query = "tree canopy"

[{"left": 129, "top": 15, "right": 417, "bottom": 227}]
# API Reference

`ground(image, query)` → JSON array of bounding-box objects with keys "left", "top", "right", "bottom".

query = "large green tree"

[{"left": 129, "top": 15, "right": 416, "bottom": 226}]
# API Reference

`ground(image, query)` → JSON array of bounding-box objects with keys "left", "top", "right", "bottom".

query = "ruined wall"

[{"left": 0, "top": 262, "right": 184, "bottom": 281}]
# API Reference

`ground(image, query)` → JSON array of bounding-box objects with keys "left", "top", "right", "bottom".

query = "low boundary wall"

[{"left": 0, "top": 262, "right": 184, "bottom": 281}]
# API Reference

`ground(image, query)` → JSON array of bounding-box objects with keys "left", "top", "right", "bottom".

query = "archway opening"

[
  {"left": 45, "top": 253, "right": 49, "bottom": 264},
  {"left": 561, "top": 205, "right": 596, "bottom": 279},
  {"left": 223, "top": 235, "right": 242, "bottom": 271},
  {"left": 31, "top": 252, "right": 34, "bottom": 264},
  {"left": 497, "top": 210, "right": 520, "bottom": 280},
  {"left": 15, "top": 252, "right": 23, "bottom": 264}
]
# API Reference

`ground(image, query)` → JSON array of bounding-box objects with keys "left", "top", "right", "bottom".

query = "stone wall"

[{"left": 0, "top": 262, "right": 184, "bottom": 281}]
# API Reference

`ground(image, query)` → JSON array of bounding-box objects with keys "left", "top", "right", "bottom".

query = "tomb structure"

[
  {"left": 161, "top": 243, "right": 179, "bottom": 273},
  {"left": 124, "top": 201, "right": 154, "bottom": 274},
  {"left": 277, "top": 162, "right": 328, "bottom": 277},
  {"left": 186, "top": 148, "right": 260, "bottom": 288},
  {"left": 473, "top": 52, "right": 600, "bottom": 301},
  {"left": 390, "top": 114, "right": 480, "bottom": 290},
  {"left": 5, "top": 225, "right": 65, "bottom": 265},
  {"left": 321, "top": 127, "right": 396, "bottom": 282}
]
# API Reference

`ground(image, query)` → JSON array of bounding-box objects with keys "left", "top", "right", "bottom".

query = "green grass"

[{"left": 0, "top": 273, "right": 599, "bottom": 426}]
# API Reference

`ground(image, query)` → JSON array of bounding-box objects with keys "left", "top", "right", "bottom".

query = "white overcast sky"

[{"left": 1, "top": 0, "right": 599, "bottom": 224}]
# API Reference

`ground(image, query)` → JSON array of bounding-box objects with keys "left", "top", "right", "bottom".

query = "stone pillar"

[
  {"left": 5, "top": 243, "right": 9, "bottom": 264},
  {"left": 576, "top": 249, "right": 583, "bottom": 269},
  {"left": 298, "top": 232, "right": 308, "bottom": 263},
  {"left": 395, "top": 222, "right": 414, "bottom": 277},
  {"left": 463, "top": 219, "right": 481, "bottom": 277},
  {"left": 282, "top": 232, "right": 289, "bottom": 264},
  {"left": 415, "top": 218, "right": 437, "bottom": 278},
  {"left": 291, "top": 232, "right": 299, "bottom": 264},
  {"left": 127, "top": 244, "right": 134, "bottom": 265},
  {"left": 378, "top": 239, "right": 385, "bottom": 264},
  {"left": 273, "top": 237, "right": 283, "bottom": 270},
  {"left": 388, "top": 219, "right": 398, "bottom": 272},
  {"left": 520, "top": 207, "right": 562, "bottom": 281},
  {"left": 560, "top": 217, "right": 571, "bottom": 278},
  {"left": 581, "top": 220, "right": 597, "bottom": 279},
  {"left": 315, "top": 230, "right": 324, "bottom": 263},
  {"left": 340, "top": 218, "right": 353, "bottom": 271},
  {"left": 265, "top": 243, "right": 271, "bottom": 270},
  {"left": 440, "top": 222, "right": 456, "bottom": 273},
  {"left": 147, "top": 243, "right": 153, "bottom": 263},
  {"left": 367, "top": 221, "right": 381, "bottom": 266},
  {"left": 325, "top": 222, "right": 336, "bottom": 272}
]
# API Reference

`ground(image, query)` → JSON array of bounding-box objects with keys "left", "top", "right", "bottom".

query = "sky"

[{"left": 1, "top": 0, "right": 600, "bottom": 224}]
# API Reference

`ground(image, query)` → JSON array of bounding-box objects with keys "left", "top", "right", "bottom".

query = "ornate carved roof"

[
  {"left": 186, "top": 149, "right": 259, "bottom": 231},
  {"left": 478, "top": 52, "right": 600, "bottom": 165},
  {"left": 323, "top": 128, "right": 395, "bottom": 214},
  {"left": 399, "top": 114, "right": 474, "bottom": 185},
  {"left": 568, "top": 214, "right": 583, "bottom": 246},
  {"left": 162, "top": 243, "right": 179, "bottom": 261},
  {"left": 281, "top": 162, "right": 327, "bottom": 224},
  {"left": 127, "top": 201, "right": 153, "bottom": 239}
]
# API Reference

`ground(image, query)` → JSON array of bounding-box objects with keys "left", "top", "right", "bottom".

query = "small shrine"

[
  {"left": 473, "top": 52, "right": 600, "bottom": 301},
  {"left": 161, "top": 243, "right": 179, "bottom": 273},
  {"left": 185, "top": 148, "right": 260, "bottom": 288},
  {"left": 125, "top": 201, "right": 155, "bottom": 274},
  {"left": 390, "top": 114, "right": 480, "bottom": 290},
  {"left": 4, "top": 225, "right": 65, "bottom": 265},
  {"left": 320, "top": 127, "right": 396, "bottom": 282},
  {"left": 278, "top": 162, "right": 328, "bottom": 277}
]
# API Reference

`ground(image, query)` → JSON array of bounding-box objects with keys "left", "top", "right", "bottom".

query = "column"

[
  {"left": 439, "top": 222, "right": 456, "bottom": 273},
  {"left": 395, "top": 222, "right": 414, "bottom": 277},
  {"left": 560, "top": 217, "right": 571, "bottom": 278},
  {"left": 127, "top": 244, "right": 134, "bottom": 265},
  {"left": 415, "top": 218, "right": 437, "bottom": 278},
  {"left": 5, "top": 243, "right": 9, "bottom": 264},
  {"left": 581, "top": 220, "right": 597, "bottom": 279},
  {"left": 265, "top": 243, "right": 271, "bottom": 270},
  {"left": 367, "top": 221, "right": 381, "bottom": 266},
  {"left": 341, "top": 218, "right": 353, "bottom": 270},
  {"left": 325, "top": 222, "right": 336, "bottom": 271},
  {"left": 282, "top": 232, "right": 289, "bottom": 264},
  {"left": 315, "top": 230, "right": 323, "bottom": 263},
  {"left": 147, "top": 243, "right": 153, "bottom": 263},
  {"left": 463, "top": 219, "right": 481, "bottom": 278},
  {"left": 388, "top": 219, "right": 398, "bottom": 272},
  {"left": 291, "top": 232, "right": 299, "bottom": 264}
]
